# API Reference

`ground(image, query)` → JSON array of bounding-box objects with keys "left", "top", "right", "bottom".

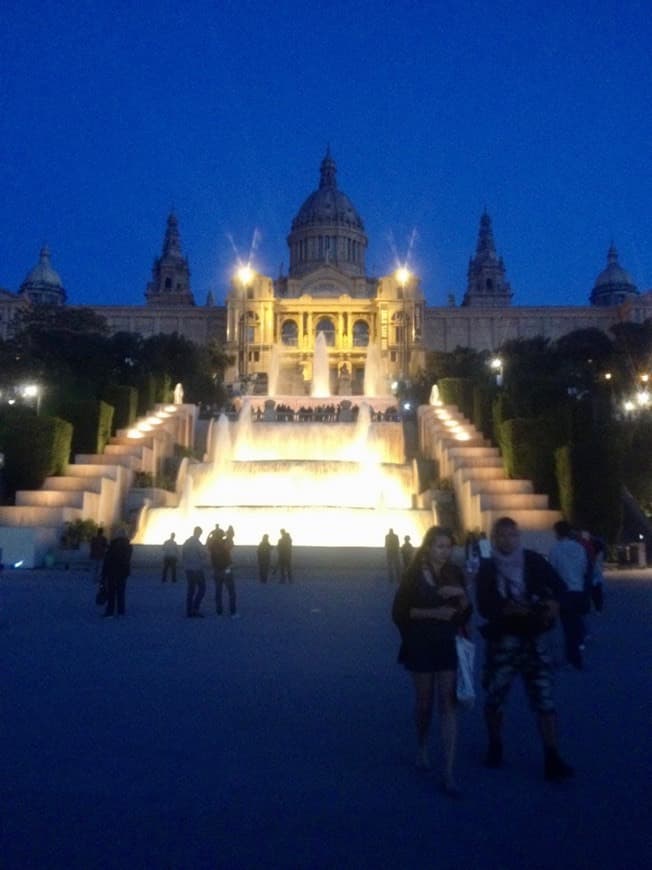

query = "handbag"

[{"left": 455, "top": 635, "right": 475, "bottom": 709}]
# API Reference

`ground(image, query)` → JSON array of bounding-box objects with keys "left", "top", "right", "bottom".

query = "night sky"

[{"left": 2, "top": 0, "right": 651, "bottom": 309}]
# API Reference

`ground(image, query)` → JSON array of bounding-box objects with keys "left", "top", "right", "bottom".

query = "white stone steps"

[
  {"left": 478, "top": 493, "right": 549, "bottom": 511},
  {"left": 467, "top": 478, "right": 534, "bottom": 494},
  {"left": 76, "top": 453, "right": 141, "bottom": 470},
  {"left": 43, "top": 476, "right": 104, "bottom": 493},
  {"left": 0, "top": 506, "right": 83, "bottom": 527}
]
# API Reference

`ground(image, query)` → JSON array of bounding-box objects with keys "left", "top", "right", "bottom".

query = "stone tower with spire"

[
  {"left": 146, "top": 213, "right": 194, "bottom": 306},
  {"left": 462, "top": 211, "right": 512, "bottom": 307}
]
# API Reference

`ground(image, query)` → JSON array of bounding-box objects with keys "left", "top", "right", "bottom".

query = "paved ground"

[{"left": 1, "top": 550, "right": 651, "bottom": 869}]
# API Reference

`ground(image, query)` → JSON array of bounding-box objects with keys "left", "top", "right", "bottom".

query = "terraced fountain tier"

[{"left": 134, "top": 401, "right": 434, "bottom": 548}]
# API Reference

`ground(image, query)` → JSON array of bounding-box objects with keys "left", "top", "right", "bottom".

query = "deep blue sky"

[{"left": 2, "top": 0, "right": 651, "bottom": 309}]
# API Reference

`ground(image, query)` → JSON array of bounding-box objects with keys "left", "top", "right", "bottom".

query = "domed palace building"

[{"left": 1, "top": 151, "right": 650, "bottom": 392}]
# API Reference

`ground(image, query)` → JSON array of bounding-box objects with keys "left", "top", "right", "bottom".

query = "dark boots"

[{"left": 544, "top": 746, "right": 574, "bottom": 781}]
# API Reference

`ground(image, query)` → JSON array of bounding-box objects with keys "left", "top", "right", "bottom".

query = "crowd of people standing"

[{"left": 90, "top": 512, "right": 606, "bottom": 799}]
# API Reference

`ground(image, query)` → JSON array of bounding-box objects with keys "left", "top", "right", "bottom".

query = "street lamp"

[
  {"left": 489, "top": 357, "right": 503, "bottom": 387},
  {"left": 236, "top": 264, "right": 254, "bottom": 382},
  {"left": 394, "top": 267, "right": 411, "bottom": 380},
  {"left": 22, "top": 383, "right": 41, "bottom": 414}
]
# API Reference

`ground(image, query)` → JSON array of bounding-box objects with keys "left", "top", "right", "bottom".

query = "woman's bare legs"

[
  {"left": 412, "top": 672, "right": 435, "bottom": 768},
  {"left": 435, "top": 670, "right": 459, "bottom": 790}
]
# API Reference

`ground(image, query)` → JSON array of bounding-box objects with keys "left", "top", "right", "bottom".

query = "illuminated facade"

[{"left": 2, "top": 152, "right": 650, "bottom": 374}]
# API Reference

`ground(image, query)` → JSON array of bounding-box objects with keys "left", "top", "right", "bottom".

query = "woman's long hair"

[{"left": 402, "top": 526, "right": 454, "bottom": 585}]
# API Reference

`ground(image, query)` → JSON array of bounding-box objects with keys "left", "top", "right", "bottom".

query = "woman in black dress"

[{"left": 392, "top": 526, "right": 472, "bottom": 794}]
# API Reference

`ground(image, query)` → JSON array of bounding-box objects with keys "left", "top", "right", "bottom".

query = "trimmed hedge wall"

[
  {"left": 56, "top": 399, "right": 114, "bottom": 456},
  {"left": 0, "top": 411, "right": 73, "bottom": 494},
  {"left": 499, "top": 411, "right": 571, "bottom": 508},
  {"left": 437, "top": 378, "right": 475, "bottom": 421},
  {"left": 135, "top": 373, "right": 173, "bottom": 417},
  {"left": 102, "top": 385, "right": 137, "bottom": 433},
  {"left": 555, "top": 430, "right": 623, "bottom": 541},
  {"left": 472, "top": 384, "right": 495, "bottom": 441}
]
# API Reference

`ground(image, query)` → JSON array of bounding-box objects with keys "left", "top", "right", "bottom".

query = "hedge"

[
  {"left": 555, "top": 430, "right": 623, "bottom": 542},
  {"left": 56, "top": 399, "right": 114, "bottom": 456},
  {"left": 0, "top": 411, "right": 73, "bottom": 494},
  {"left": 499, "top": 410, "right": 571, "bottom": 508},
  {"left": 472, "top": 384, "right": 495, "bottom": 441},
  {"left": 102, "top": 385, "right": 137, "bottom": 433},
  {"left": 437, "top": 378, "right": 475, "bottom": 421}
]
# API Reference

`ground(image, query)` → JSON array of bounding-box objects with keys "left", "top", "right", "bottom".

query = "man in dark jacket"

[
  {"left": 475, "top": 516, "right": 573, "bottom": 782},
  {"left": 102, "top": 529, "right": 133, "bottom": 617}
]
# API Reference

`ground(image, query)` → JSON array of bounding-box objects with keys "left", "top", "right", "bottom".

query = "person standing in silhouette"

[
  {"left": 277, "top": 529, "right": 293, "bottom": 583},
  {"left": 161, "top": 532, "right": 179, "bottom": 583},
  {"left": 90, "top": 527, "right": 108, "bottom": 582},
  {"left": 209, "top": 526, "right": 239, "bottom": 617},
  {"left": 257, "top": 534, "right": 272, "bottom": 583},
  {"left": 401, "top": 535, "right": 415, "bottom": 569},
  {"left": 102, "top": 529, "right": 133, "bottom": 618},
  {"left": 385, "top": 528, "right": 401, "bottom": 583},
  {"left": 182, "top": 526, "right": 208, "bottom": 618}
]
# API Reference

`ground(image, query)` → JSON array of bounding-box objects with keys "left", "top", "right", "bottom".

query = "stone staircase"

[
  {"left": 418, "top": 403, "right": 561, "bottom": 553},
  {"left": 0, "top": 403, "right": 196, "bottom": 567}
]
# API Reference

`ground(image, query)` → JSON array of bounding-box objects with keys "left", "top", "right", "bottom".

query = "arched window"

[
  {"left": 164, "top": 277, "right": 172, "bottom": 290},
  {"left": 353, "top": 320, "right": 369, "bottom": 347},
  {"left": 392, "top": 311, "right": 405, "bottom": 344},
  {"left": 315, "top": 317, "right": 335, "bottom": 346},
  {"left": 281, "top": 320, "right": 299, "bottom": 346},
  {"left": 486, "top": 278, "right": 493, "bottom": 291}
]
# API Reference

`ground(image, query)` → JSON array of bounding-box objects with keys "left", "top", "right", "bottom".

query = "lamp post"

[
  {"left": 236, "top": 264, "right": 254, "bottom": 384},
  {"left": 395, "top": 266, "right": 411, "bottom": 381},
  {"left": 489, "top": 356, "right": 503, "bottom": 387},
  {"left": 23, "top": 383, "right": 41, "bottom": 414}
]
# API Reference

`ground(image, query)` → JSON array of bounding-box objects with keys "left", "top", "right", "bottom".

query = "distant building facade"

[{"left": 2, "top": 152, "right": 650, "bottom": 388}]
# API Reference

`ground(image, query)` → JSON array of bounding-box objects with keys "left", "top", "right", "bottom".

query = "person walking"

[
  {"left": 475, "top": 516, "right": 574, "bottom": 782},
  {"left": 257, "top": 534, "right": 272, "bottom": 583},
  {"left": 549, "top": 521, "right": 589, "bottom": 670},
  {"left": 277, "top": 529, "right": 293, "bottom": 583},
  {"left": 102, "top": 529, "right": 132, "bottom": 618},
  {"left": 182, "top": 526, "right": 208, "bottom": 618},
  {"left": 392, "top": 526, "right": 472, "bottom": 795},
  {"left": 161, "top": 532, "right": 179, "bottom": 583},
  {"left": 385, "top": 528, "right": 401, "bottom": 583},
  {"left": 89, "top": 526, "right": 108, "bottom": 582},
  {"left": 209, "top": 526, "right": 239, "bottom": 617}
]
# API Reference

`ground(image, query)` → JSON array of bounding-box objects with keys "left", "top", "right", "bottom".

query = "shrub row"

[{"left": 0, "top": 409, "right": 73, "bottom": 494}]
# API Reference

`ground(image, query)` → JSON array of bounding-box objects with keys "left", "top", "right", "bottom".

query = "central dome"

[
  {"left": 292, "top": 151, "right": 365, "bottom": 232},
  {"left": 287, "top": 150, "right": 368, "bottom": 279}
]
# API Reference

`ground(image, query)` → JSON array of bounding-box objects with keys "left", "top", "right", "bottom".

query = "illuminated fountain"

[
  {"left": 363, "top": 342, "right": 387, "bottom": 398},
  {"left": 135, "top": 398, "right": 433, "bottom": 548},
  {"left": 311, "top": 331, "right": 330, "bottom": 397},
  {"left": 268, "top": 344, "right": 281, "bottom": 396}
]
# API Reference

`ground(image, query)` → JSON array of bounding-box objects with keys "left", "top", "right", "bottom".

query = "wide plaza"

[{"left": 1, "top": 549, "right": 650, "bottom": 869}]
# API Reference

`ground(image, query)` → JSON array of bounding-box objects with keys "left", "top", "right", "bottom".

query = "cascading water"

[
  {"left": 268, "top": 344, "right": 281, "bottom": 396},
  {"left": 135, "top": 395, "right": 433, "bottom": 548},
  {"left": 311, "top": 332, "right": 330, "bottom": 397},
  {"left": 363, "top": 343, "right": 386, "bottom": 397}
]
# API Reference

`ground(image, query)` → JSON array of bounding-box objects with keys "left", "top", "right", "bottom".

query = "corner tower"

[
  {"left": 19, "top": 245, "right": 67, "bottom": 305},
  {"left": 287, "top": 149, "right": 368, "bottom": 279},
  {"left": 590, "top": 244, "right": 638, "bottom": 306},
  {"left": 462, "top": 211, "right": 512, "bottom": 307},
  {"left": 146, "top": 213, "right": 194, "bottom": 306}
]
